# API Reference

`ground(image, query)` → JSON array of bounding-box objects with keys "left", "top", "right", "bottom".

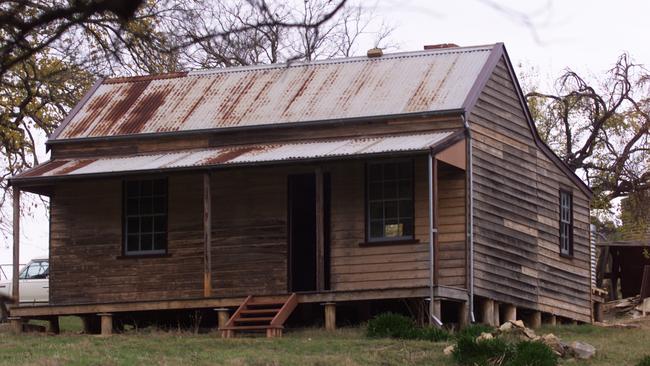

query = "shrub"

[
  {"left": 637, "top": 356, "right": 650, "bottom": 366},
  {"left": 366, "top": 313, "right": 415, "bottom": 339},
  {"left": 418, "top": 325, "right": 451, "bottom": 342},
  {"left": 505, "top": 341, "right": 558, "bottom": 366},
  {"left": 453, "top": 334, "right": 514, "bottom": 366},
  {"left": 366, "top": 313, "right": 450, "bottom": 341},
  {"left": 456, "top": 323, "right": 494, "bottom": 340}
]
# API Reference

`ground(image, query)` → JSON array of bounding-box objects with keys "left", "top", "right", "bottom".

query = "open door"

[{"left": 288, "top": 173, "right": 330, "bottom": 292}]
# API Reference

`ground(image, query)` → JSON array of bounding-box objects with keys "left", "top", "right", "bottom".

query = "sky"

[{"left": 1, "top": 0, "right": 649, "bottom": 273}]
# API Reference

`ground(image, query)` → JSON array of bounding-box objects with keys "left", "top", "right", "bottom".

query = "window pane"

[
  {"left": 126, "top": 198, "right": 139, "bottom": 215},
  {"left": 153, "top": 234, "right": 166, "bottom": 250},
  {"left": 398, "top": 180, "right": 412, "bottom": 199},
  {"left": 140, "top": 234, "right": 153, "bottom": 251},
  {"left": 369, "top": 164, "right": 382, "bottom": 181},
  {"left": 398, "top": 162, "right": 411, "bottom": 179},
  {"left": 384, "top": 163, "right": 397, "bottom": 179},
  {"left": 127, "top": 235, "right": 139, "bottom": 252},
  {"left": 141, "top": 216, "right": 153, "bottom": 233},
  {"left": 126, "top": 181, "right": 140, "bottom": 197},
  {"left": 385, "top": 201, "right": 398, "bottom": 219},
  {"left": 369, "top": 202, "right": 383, "bottom": 221},
  {"left": 399, "top": 200, "right": 412, "bottom": 218},
  {"left": 370, "top": 220, "right": 383, "bottom": 238},
  {"left": 369, "top": 182, "right": 383, "bottom": 200},
  {"left": 153, "top": 197, "right": 166, "bottom": 214},
  {"left": 384, "top": 220, "right": 402, "bottom": 237},
  {"left": 141, "top": 180, "right": 153, "bottom": 196},
  {"left": 154, "top": 216, "right": 166, "bottom": 233},
  {"left": 383, "top": 181, "right": 398, "bottom": 199},
  {"left": 401, "top": 219, "right": 413, "bottom": 236},
  {"left": 140, "top": 197, "right": 153, "bottom": 214},
  {"left": 127, "top": 217, "right": 140, "bottom": 234},
  {"left": 153, "top": 179, "right": 166, "bottom": 195}
]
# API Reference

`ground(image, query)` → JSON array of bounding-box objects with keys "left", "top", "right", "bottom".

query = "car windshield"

[{"left": 18, "top": 261, "right": 49, "bottom": 279}]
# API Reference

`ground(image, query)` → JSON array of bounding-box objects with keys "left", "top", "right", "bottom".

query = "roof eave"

[{"left": 45, "top": 108, "right": 466, "bottom": 147}]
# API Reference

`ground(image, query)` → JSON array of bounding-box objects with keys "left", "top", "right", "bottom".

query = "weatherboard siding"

[
  {"left": 468, "top": 57, "right": 591, "bottom": 322},
  {"left": 48, "top": 158, "right": 466, "bottom": 305}
]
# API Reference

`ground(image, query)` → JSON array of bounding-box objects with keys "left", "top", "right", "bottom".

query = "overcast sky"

[{"left": 1, "top": 0, "right": 648, "bottom": 271}]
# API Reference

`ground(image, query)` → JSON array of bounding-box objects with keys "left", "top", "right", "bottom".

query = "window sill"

[
  {"left": 359, "top": 239, "right": 420, "bottom": 247},
  {"left": 559, "top": 253, "right": 574, "bottom": 260},
  {"left": 116, "top": 253, "right": 171, "bottom": 260}
]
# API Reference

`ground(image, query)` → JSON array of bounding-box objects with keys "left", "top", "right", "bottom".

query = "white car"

[{"left": 0, "top": 259, "right": 49, "bottom": 303}]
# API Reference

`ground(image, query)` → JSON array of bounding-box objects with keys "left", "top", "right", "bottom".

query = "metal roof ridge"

[{"left": 187, "top": 44, "right": 496, "bottom": 77}]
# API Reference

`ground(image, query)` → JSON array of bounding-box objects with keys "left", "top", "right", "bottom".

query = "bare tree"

[{"left": 526, "top": 54, "right": 650, "bottom": 210}]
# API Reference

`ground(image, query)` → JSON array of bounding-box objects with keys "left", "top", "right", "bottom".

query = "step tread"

[
  {"left": 240, "top": 309, "right": 280, "bottom": 315},
  {"left": 234, "top": 317, "right": 274, "bottom": 323},
  {"left": 220, "top": 325, "right": 283, "bottom": 330}
]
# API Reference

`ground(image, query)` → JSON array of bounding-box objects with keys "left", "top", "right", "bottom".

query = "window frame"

[
  {"left": 364, "top": 159, "right": 416, "bottom": 244},
  {"left": 122, "top": 178, "right": 169, "bottom": 257},
  {"left": 559, "top": 189, "right": 574, "bottom": 257}
]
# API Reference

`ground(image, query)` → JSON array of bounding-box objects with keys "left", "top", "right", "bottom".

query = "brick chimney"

[{"left": 424, "top": 43, "right": 459, "bottom": 50}]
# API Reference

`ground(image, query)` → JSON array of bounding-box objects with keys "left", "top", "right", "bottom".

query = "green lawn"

[{"left": 1, "top": 317, "right": 649, "bottom": 365}]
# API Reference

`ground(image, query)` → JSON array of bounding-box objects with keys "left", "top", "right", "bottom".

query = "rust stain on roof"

[
  {"left": 282, "top": 67, "right": 317, "bottom": 116},
  {"left": 201, "top": 146, "right": 260, "bottom": 165},
  {"left": 218, "top": 72, "right": 259, "bottom": 127},
  {"left": 56, "top": 159, "right": 96, "bottom": 175},
  {"left": 20, "top": 160, "right": 69, "bottom": 177},
  {"left": 118, "top": 87, "right": 172, "bottom": 135},
  {"left": 94, "top": 80, "right": 152, "bottom": 136}
]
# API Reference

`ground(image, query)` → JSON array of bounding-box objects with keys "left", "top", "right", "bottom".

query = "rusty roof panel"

[
  {"left": 17, "top": 131, "right": 457, "bottom": 180},
  {"left": 56, "top": 45, "right": 494, "bottom": 139}
]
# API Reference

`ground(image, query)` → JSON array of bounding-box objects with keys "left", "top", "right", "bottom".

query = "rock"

[
  {"left": 513, "top": 320, "right": 525, "bottom": 328},
  {"left": 476, "top": 332, "right": 493, "bottom": 341},
  {"left": 522, "top": 327, "right": 537, "bottom": 339},
  {"left": 499, "top": 322, "right": 514, "bottom": 332},
  {"left": 541, "top": 333, "right": 567, "bottom": 357},
  {"left": 569, "top": 341, "right": 596, "bottom": 359},
  {"left": 443, "top": 345, "right": 455, "bottom": 356}
]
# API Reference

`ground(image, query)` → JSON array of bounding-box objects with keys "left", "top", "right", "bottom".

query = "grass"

[{"left": 1, "top": 318, "right": 649, "bottom": 365}]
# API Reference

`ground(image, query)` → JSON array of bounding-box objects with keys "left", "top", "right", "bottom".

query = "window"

[
  {"left": 559, "top": 189, "right": 573, "bottom": 256},
  {"left": 124, "top": 179, "right": 168, "bottom": 255},
  {"left": 19, "top": 261, "right": 49, "bottom": 279},
  {"left": 367, "top": 160, "right": 414, "bottom": 242}
]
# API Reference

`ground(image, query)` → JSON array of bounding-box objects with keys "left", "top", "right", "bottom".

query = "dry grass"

[{"left": 1, "top": 317, "right": 650, "bottom": 365}]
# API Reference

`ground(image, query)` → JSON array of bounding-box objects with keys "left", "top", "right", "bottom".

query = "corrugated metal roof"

[
  {"left": 54, "top": 45, "right": 495, "bottom": 139},
  {"left": 17, "top": 131, "right": 457, "bottom": 181}
]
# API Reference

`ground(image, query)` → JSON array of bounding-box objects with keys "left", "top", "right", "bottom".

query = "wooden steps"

[{"left": 219, "top": 293, "right": 298, "bottom": 338}]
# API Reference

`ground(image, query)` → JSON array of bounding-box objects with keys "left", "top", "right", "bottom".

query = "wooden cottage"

[{"left": 8, "top": 43, "right": 594, "bottom": 336}]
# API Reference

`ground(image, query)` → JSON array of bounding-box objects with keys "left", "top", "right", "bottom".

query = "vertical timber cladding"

[
  {"left": 469, "top": 57, "right": 592, "bottom": 322},
  {"left": 49, "top": 174, "right": 204, "bottom": 305}
]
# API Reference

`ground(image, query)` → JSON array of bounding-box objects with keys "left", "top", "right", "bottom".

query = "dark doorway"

[{"left": 288, "top": 173, "right": 330, "bottom": 292}]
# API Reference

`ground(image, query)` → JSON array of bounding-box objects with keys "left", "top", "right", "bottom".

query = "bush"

[
  {"left": 453, "top": 334, "right": 514, "bottom": 366},
  {"left": 456, "top": 323, "right": 494, "bottom": 340},
  {"left": 366, "top": 313, "right": 450, "bottom": 341},
  {"left": 418, "top": 325, "right": 451, "bottom": 342},
  {"left": 637, "top": 356, "right": 650, "bottom": 366},
  {"left": 366, "top": 313, "right": 415, "bottom": 339},
  {"left": 505, "top": 341, "right": 558, "bottom": 366}
]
